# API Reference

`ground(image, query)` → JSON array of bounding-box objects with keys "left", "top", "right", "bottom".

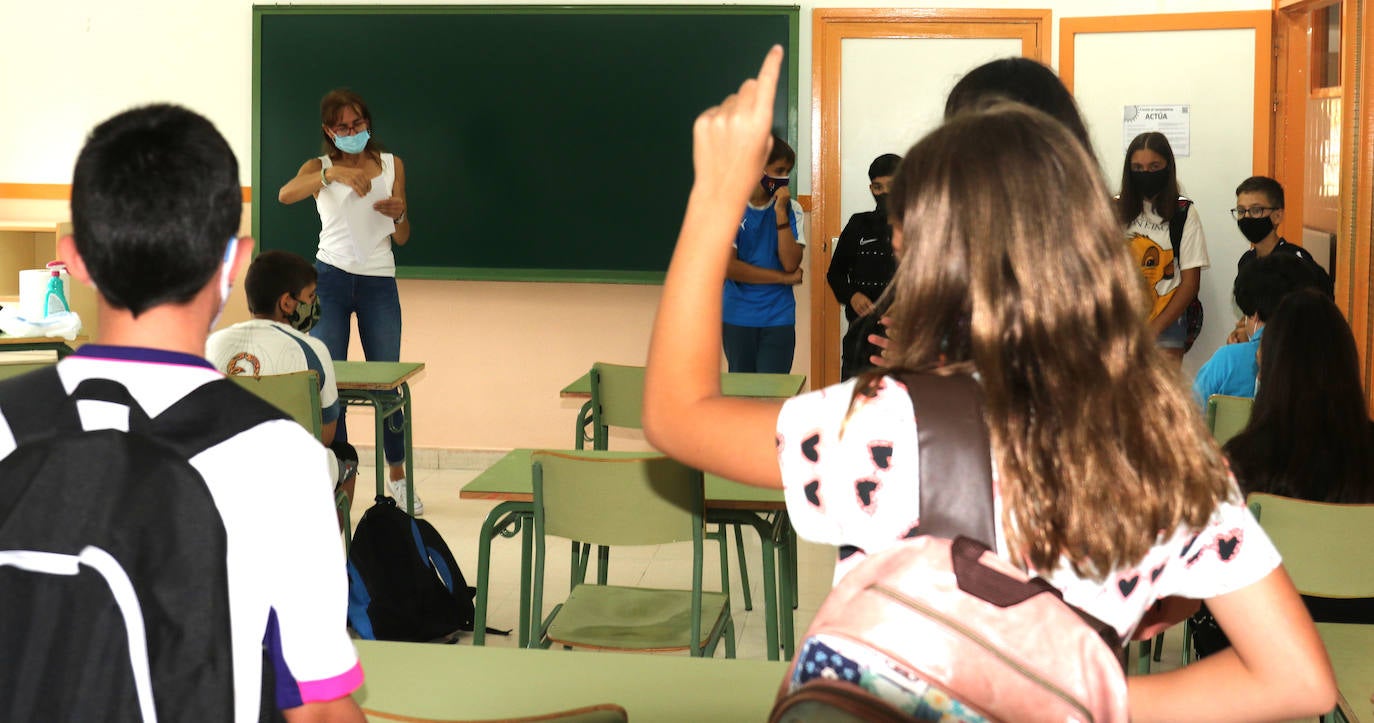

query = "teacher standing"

[{"left": 278, "top": 88, "right": 421, "bottom": 516}]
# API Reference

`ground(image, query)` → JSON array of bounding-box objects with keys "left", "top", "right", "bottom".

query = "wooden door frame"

[
  {"left": 1275, "top": 0, "right": 1373, "bottom": 403},
  {"left": 809, "top": 8, "right": 1050, "bottom": 389}
]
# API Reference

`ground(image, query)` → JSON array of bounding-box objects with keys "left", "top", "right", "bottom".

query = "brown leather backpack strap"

[{"left": 897, "top": 372, "right": 996, "bottom": 549}]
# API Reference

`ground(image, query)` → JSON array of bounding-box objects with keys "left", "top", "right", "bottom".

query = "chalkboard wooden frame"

[{"left": 251, "top": 5, "right": 800, "bottom": 284}]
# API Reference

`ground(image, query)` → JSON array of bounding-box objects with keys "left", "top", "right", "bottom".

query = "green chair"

[
  {"left": 229, "top": 370, "right": 323, "bottom": 439},
  {"left": 230, "top": 371, "right": 352, "bottom": 547},
  {"left": 1248, "top": 493, "right": 1374, "bottom": 723},
  {"left": 529, "top": 450, "right": 735, "bottom": 658},
  {"left": 1205, "top": 394, "right": 1254, "bottom": 446},
  {"left": 576, "top": 362, "right": 755, "bottom": 612}
]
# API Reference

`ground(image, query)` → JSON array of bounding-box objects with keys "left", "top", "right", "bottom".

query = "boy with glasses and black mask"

[{"left": 1229, "top": 176, "right": 1332, "bottom": 342}]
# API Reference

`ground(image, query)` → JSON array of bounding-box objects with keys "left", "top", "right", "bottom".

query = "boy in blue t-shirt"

[{"left": 722, "top": 133, "right": 806, "bottom": 373}]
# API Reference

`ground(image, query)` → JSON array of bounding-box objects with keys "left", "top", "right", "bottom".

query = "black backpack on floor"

[
  {"left": 0, "top": 368, "right": 286, "bottom": 722},
  {"left": 346, "top": 496, "right": 481, "bottom": 642}
]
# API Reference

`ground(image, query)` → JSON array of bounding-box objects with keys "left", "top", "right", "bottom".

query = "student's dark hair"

[
  {"left": 870, "top": 103, "right": 1230, "bottom": 579},
  {"left": 1117, "top": 131, "right": 1181, "bottom": 225},
  {"left": 1235, "top": 175, "right": 1285, "bottom": 209},
  {"left": 943, "top": 57, "right": 1092, "bottom": 151},
  {"left": 1225, "top": 289, "right": 1374, "bottom": 503},
  {"left": 1233, "top": 253, "right": 1324, "bottom": 321},
  {"left": 767, "top": 133, "right": 796, "bottom": 168},
  {"left": 320, "top": 88, "right": 385, "bottom": 162},
  {"left": 245, "top": 251, "right": 317, "bottom": 316},
  {"left": 70, "top": 104, "right": 241, "bottom": 317},
  {"left": 868, "top": 153, "right": 902, "bottom": 181}
]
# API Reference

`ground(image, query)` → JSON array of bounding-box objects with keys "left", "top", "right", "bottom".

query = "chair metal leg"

[
  {"left": 596, "top": 545, "right": 609, "bottom": 585},
  {"left": 732, "top": 523, "right": 753, "bottom": 611}
]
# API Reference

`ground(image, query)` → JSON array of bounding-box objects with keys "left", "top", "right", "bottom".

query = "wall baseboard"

[{"left": 352, "top": 446, "right": 509, "bottom": 471}]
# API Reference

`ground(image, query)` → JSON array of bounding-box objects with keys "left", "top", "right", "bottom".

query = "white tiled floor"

[{"left": 349, "top": 463, "right": 1191, "bottom": 670}]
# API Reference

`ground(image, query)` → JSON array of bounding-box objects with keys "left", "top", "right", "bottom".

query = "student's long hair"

[
  {"left": 320, "top": 88, "right": 385, "bottom": 163},
  {"left": 1224, "top": 290, "right": 1374, "bottom": 503},
  {"left": 871, "top": 103, "right": 1230, "bottom": 579},
  {"left": 1117, "top": 131, "right": 1181, "bottom": 225},
  {"left": 944, "top": 57, "right": 1092, "bottom": 151}
]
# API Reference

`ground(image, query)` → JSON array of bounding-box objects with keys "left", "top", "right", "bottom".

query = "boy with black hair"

[
  {"left": 207, "top": 250, "right": 364, "bottom": 512},
  {"left": 0, "top": 105, "right": 364, "bottom": 721},
  {"left": 1193, "top": 253, "right": 1325, "bottom": 409},
  {"left": 826, "top": 152, "right": 901, "bottom": 380},
  {"left": 722, "top": 132, "right": 806, "bottom": 374},
  {"left": 1230, "top": 176, "right": 1332, "bottom": 342}
]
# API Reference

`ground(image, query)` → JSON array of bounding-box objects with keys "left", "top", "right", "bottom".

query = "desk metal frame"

[{"left": 334, "top": 361, "right": 424, "bottom": 516}]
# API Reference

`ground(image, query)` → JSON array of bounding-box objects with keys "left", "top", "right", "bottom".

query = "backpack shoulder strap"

[
  {"left": 0, "top": 367, "right": 78, "bottom": 445},
  {"left": 897, "top": 373, "right": 996, "bottom": 548},
  {"left": 150, "top": 378, "right": 291, "bottom": 459},
  {"left": 1168, "top": 198, "right": 1192, "bottom": 253}
]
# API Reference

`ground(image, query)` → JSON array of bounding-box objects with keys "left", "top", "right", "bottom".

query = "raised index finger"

[{"left": 752, "top": 46, "right": 783, "bottom": 121}]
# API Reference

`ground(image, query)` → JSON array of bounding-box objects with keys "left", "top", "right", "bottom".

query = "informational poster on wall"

[{"left": 1123, "top": 104, "right": 1190, "bottom": 156}]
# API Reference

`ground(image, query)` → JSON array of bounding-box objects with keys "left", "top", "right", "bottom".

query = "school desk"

[
  {"left": 460, "top": 448, "right": 799, "bottom": 661},
  {"left": 334, "top": 360, "right": 425, "bottom": 515},
  {"left": 1317, "top": 622, "right": 1374, "bottom": 722},
  {"left": 0, "top": 334, "right": 81, "bottom": 358},
  {"left": 353, "top": 640, "right": 788, "bottom": 721},
  {"left": 559, "top": 370, "right": 806, "bottom": 399}
]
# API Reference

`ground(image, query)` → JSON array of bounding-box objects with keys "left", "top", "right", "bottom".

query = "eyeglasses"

[
  {"left": 330, "top": 119, "right": 369, "bottom": 135},
  {"left": 1230, "top": 206, "right": 1278, "bottom": 219}
]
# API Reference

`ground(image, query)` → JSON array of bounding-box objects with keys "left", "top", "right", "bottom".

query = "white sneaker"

[{"left": 387, "top": 478, "right": 425, "bottom": 516}]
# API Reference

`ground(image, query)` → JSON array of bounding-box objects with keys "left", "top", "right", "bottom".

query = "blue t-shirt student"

[
  {"left": 1193, "top": 326, "right": 1262, "bottom": 409},
  {"left": 723, "top": 200, "right": 802, "bottom": 328}
]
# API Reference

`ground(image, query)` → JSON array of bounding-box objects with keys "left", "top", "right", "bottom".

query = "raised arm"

[
  {"left": 773, "top": 187, "right": 804, "bottom": 272},
  {"left": 279, "top": 158, "right": 327, "bottom": 205},
  {"left": 1126, "top": 567, "right": 1336, "bottom": 721},
  {"left": 642, "top": 47, "right": 788, "bottom": 489}
]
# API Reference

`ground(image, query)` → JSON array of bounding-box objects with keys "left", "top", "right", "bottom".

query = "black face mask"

[
  {"left": 874, "top": 194, "right": 888, "bottom": 217},
  {"left": 1237, "top": 216, "right": 1275, "bottom": 244},
  {"left": 1130, "top": 169, "right": 1169, "bottom": 199}
]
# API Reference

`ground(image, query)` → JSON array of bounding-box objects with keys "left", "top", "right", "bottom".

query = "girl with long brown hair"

[{"left": 643, "top": 48, "right": 1334, "bottom": 719}]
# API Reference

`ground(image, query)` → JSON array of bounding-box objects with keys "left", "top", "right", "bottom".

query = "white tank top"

[{"left": 315, "top": 152, "right": 396, "bottom": 276}]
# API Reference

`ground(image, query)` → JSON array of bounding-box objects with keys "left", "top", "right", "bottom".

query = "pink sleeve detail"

[{"left": 298, "top": 661, "right": 364, "bottom": 703}]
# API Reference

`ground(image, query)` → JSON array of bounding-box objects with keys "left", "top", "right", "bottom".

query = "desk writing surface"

[
  {"left": 461, "top": 448, "right": 784, "bottom": 510},
  {"left": 354, "top": 640, "right": 787, "bottom": 721},
  {"left": 1317, "top": 622, "right": 1373, "bottom": 722},
  {"left": 332, "top": 361, "right": 424, "bottom": 390},
  {"left": 561, "top": 370, "right": 806, "bottom": 399}
]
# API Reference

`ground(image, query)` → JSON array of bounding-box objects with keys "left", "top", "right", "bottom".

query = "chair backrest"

[
  {"left": 1205, "top": 394, "right": 1254, "bottom": 446},
  {"left": 589, "top": 363, "right": 645, "bottom": 446},
  {"left": 228, "top": 370, "right": 323, "bottom": 441},
  {"left": 1247, "top": 492, "right": 1374, "bottom": 598},
  {"left": 531, "top": 450, "right": 703, "bottom": 548},
  {"left": 0, "top": 361, "right": 55, "bottom": 381}
]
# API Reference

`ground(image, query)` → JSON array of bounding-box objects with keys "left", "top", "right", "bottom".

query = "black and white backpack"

[{"left": 0, "top": 367, "right": 286, "bottom": 722}]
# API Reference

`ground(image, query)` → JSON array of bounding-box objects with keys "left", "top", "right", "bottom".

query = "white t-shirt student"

[{"left": 206, "top": 318, "right": 341, "bottom": 427}]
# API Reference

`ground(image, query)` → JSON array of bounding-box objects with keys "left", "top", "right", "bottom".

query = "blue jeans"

[
  {"left": 722, "top": 323, "right": 795, "bottom": 374},
  {"left": 313, "top": 262, "right": 405, "bottom": 465}
]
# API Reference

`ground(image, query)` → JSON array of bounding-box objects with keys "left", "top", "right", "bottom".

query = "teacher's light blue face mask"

[{"left": 333, "top": 129, "right": 370, "bottom": 155}]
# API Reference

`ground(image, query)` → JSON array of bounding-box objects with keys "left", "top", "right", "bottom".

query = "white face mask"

[{"left": 210, "top": 236, "right": 238, "bottom": 330}]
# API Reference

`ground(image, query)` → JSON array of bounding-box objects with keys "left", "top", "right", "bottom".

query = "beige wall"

[{"left": 1, "top": 0, "right": 1267, "bottom": 452}]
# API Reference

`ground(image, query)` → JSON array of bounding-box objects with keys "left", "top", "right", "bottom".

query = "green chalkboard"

[{"left": 252, "top": 6, "right": 798, "bottom": 283}]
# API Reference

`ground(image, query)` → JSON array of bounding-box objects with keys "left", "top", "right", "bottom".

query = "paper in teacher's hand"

[{"left": 330, "top": 179, "right": 396, "bottom": 263}]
